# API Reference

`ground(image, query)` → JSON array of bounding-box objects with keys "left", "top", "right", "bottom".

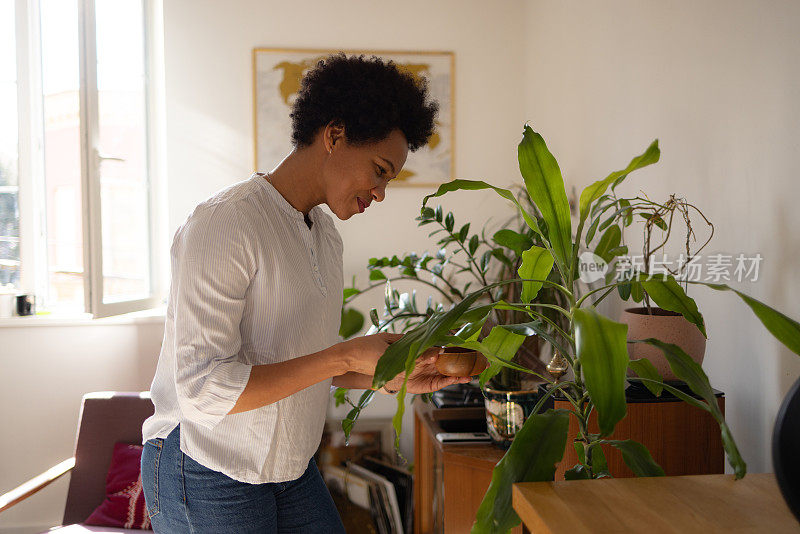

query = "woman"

[{"left": 141, "top": 54, "right": 472, "bottom": 533}]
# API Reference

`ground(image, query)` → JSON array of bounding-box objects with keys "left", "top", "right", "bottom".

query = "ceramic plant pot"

[
  {"left": 620, "top": 306, "right": 707, "bottom": 381},
  {"left": 435, "top": 347, "right": 489, "bottom": 377},
  {"left": 483, "top": 386, "right": 543, "bottom": 449}
]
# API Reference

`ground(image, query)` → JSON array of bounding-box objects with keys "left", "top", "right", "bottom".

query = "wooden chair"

[{"left": 0, "top": 392, "right": 155, "bottom": 532}]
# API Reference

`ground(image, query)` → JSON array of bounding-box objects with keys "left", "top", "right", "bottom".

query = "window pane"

[
  {"left": 0, "top": 0, "right": 20, "bottom": 289},
  {"left": 95, "top": 0, "right": 151, "bottom": 303},
  {"left": 41, "top": 0, "right": 85, "bottom": 310}
]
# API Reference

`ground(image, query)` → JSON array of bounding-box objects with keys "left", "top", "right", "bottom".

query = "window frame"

[{"left": 12, "top": 0, "right": 166, "bottom": 319}]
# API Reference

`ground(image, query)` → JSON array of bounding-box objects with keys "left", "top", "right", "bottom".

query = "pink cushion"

[{"left": 84, "top": 443, "right": 150, "bottom": 530}]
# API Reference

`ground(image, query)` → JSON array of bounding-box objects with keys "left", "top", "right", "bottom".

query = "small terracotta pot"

[
  {"left": 435, "top": 347, "right": 489, "bottom": 377},
  {"left": 620, "top": 306, "right": 707, "bottom": 381}
]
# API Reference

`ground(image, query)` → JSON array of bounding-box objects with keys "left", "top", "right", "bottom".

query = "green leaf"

[
  {"left": 605, "top": 439, "right": 665, "bottom": 477},
  {"left": 606, "top": 245, "right": 628, "bottom": 258},
  {"left": 574, "top": 441, "right": 586, "bottom": 465},
  {"left": 517, "top": 245, "right": 554, "bottom": 303},
  {"left": 565, "top": 464, "right": 591, "bottom": 480},
  {"left": 634, "top": 338, "right": 746, "bottom": 478},
  {"left": 342, "top": 389, "right": 377, "bottom": 444},
  {"left": 628, "top": 358, "right": 663, "bottom": 396},
  {"left": 435, "top": 205, "right": 443, "bottom": 222},
  {"left": 589, "top": 443, "right": 609, "bottom": 476},
  {"left": 638, "top": 274, "right": 707, "bottom": 337},
  {"left": 369, "top": 269, "right": 387, "bottom": 281},
  {"left": 445, "top": 212, "right": 455, "bottom": 232},
  {"left": 455, "top": 304, "right": 495, "bottom": 327},
  {"left": 339, "top": 308, "right": 364, "bottom": 339},
  {"left": 578, "top": 139, "right": 660, "bottom": 225},
  {"left": 573, "top": 307, "right": 629, "bottom": 436},
  {"left": 333, "top": 387, "right": 349, "bottom": 407},
  {"left": 598, "top": 213, "right": 616, "bottom": 233},
  {"left": 585, "top": 215, "right": 601, "bottom": 245},
  {"left": 705, "top": 283, "right": 800, "bottom": 356},
  {"left": 475, "top": 326, "right": 527, "bottom": 389},
  {"left": 469, "top": 234, "right": 480, "bottom": 256},
  {"left": 342, "top": 408, "right": 356, "bottom": 437},
  {"left": 639, "top": 212, "right": 668, "bottom": 231},
  {"left": 343, "top": 287, "right": 360, "bottom": 300},
  {"left": 391, "top": 344, "right": 421, "bottom": 451},
  {"left": 472, "top": 410, "right": 570, "bottom": 533},
  {"left": 630, "top": 280, "right": 644, "bottom": 302},
  {"left": 594, "top": 225, "right": 622, "bottom": 263},
  {"left": 480, "top": 250, "right": 492, "bottom": 272},
  {"left": 453, "top": 306, "right": 493, "bottom": 342},
  {"left": 458, "top": 223, "right": 470, "bottom": 242},
  {"left": 493, "top": 229, "right": 534, "bottom": 257},
  {"left": 617, "top": 281, "right": 632, "bottom": 301},
  {"left": 517, "top": 126, "right": 573, "bottom": 270}
]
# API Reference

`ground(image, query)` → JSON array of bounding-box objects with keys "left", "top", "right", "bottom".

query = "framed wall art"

[{"left": 252, "top": 48, "right": 455, "bottom": 187}]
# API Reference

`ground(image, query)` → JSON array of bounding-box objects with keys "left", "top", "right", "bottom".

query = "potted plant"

[
  {"left": 341, "top": 124, "right": 800, "bottom": 533},
  {"left": 585, "top": 190, "right": 715, "bottom": 379},
  {"left": 337, "top": 196, "right": 569, "bottom": 447}
]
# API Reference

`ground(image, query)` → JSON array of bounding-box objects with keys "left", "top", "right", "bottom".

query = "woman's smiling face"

[{"left": 322, "top": 126, "right": 409, "bottom": 220}]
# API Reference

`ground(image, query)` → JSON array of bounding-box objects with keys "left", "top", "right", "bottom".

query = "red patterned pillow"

[{"left": 85, "top": 442, "right": 151, "bottom": 529}]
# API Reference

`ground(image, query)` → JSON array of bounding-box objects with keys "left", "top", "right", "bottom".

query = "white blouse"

[{"left": 142, "top": 172, "right": 344, "bottom": 483}]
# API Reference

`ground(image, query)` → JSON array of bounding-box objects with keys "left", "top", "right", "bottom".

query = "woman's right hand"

[{"left": 337, "top": 332, "right": 404, "bottom": 375}]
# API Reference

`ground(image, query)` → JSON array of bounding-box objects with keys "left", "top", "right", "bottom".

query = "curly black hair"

[{"left": 290, "top": 53, "right": 439, "bottom": 151}]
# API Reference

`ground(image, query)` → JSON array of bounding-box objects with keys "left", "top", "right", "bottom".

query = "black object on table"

[
  {"left": 431, "top": 382, "right": 484, "bottom": 409},
  {"left": 773, "top": 375, "right": 800, "bottom": 523}
]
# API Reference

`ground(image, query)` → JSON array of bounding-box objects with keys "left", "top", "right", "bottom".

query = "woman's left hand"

[{"left": 384, "top": 347, "right": 473, "bottom": 394}]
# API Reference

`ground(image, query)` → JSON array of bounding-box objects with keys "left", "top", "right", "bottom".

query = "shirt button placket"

[{"left": 304, "top": 222, "right": 326, "bottom": 294}]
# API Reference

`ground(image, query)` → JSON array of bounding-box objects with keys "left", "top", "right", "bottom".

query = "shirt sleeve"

[{"left": 171, "top": 204, "right": 256, "bottom": 430}]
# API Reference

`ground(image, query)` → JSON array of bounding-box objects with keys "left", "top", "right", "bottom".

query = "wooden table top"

[{"left": 512, "top": 473, "right": 800, "bottom": 533}]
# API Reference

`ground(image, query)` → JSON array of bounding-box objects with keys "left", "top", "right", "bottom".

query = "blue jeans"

[{"left": 140, "top": 426, "right": 345, "bottom": 533}]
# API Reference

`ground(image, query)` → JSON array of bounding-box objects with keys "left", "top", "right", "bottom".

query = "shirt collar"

[{"left": 252, "top": 172, "right": 320, "bottom": 225}]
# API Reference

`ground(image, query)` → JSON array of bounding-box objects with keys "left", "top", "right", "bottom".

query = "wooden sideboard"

[
  {"left": 413, "top": 398, "right": 523, "bottom": 534},
  {"left": 413, "top": 386, "right": 725, "bottom": 533},
  {"left": 553, "top": 386, "right": 724, "bottom": 478}
]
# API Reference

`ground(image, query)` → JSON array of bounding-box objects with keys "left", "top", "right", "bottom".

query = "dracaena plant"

[{"left": 341, "top": 124, "right": 800, "bottom": 533}]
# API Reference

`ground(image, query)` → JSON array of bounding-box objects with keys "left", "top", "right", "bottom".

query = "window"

[{"left": 2, "top": 0, "right": 165, "bottom": 318}]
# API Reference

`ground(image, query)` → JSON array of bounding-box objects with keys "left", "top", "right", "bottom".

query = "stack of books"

[{"left": 322, "top": 455, "right": 413, "bottom": 534}]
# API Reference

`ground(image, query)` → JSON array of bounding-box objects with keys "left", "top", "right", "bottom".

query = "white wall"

[{"left": 523, "top": 0, "right": 800, "bottom": 473}]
